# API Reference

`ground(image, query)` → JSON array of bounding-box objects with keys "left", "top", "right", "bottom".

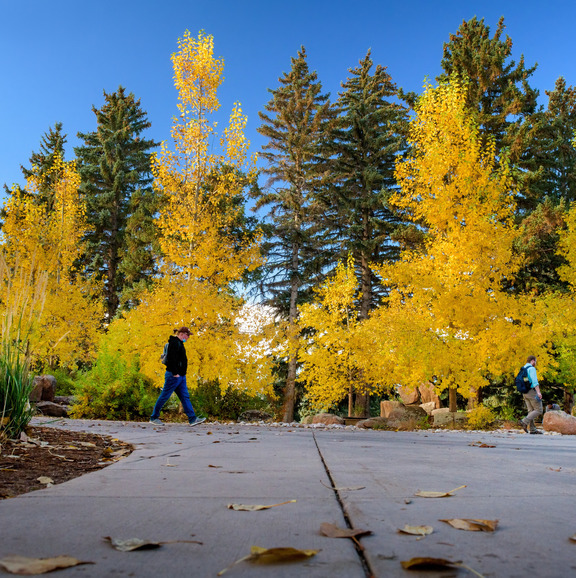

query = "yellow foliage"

[
  {"left": 370, "top": 80, "right": 553, "bottom": 398},
  {"left": 0, "top": 157, "right": 102, "bottom": 368},
  {"left": 298, "top": 259, "right": 387, "bottom": 411}
]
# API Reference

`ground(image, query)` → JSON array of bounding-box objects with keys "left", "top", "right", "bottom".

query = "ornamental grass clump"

[{"left": 0, "top": 254, "right": 47, "bottom": 439}]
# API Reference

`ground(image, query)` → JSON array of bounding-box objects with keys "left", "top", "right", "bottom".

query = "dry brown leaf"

[
  {"left": 208, "top": 464, "right": 222, "bottom": 468},
  {"left": 227, "top": 500, "right": 296, "bottom": 511},
  {"left": 440, "top": 518, "right": 498, "bottom": 532},
  {"left": 217, "top": 546, "right": 319, "bottom": 575},
  {"left": 0, "top": 555, "right": 92, "bottom": 575},
  {"left": 469, "top": 441, "right": 496, "bottom": 448},
  {"left": 414, "top": 485, "right": 466, "bottom": 498},
  {"left": 320, "top": 522, "right": 372, "bottom": 540},
  {"left": 397, "top": 525, "right": 433, "bottom": 536},
  {"left": 569, "top": 534, "right": 576, "bottom": 543},
  {"left": 78, "top": 441, "right": 97, "bottom": 448},
  {"left": 103, "top": 537, "right": 162, "bottom": 552},
  {"left": 320, "top": 480, "right": 366, "bottom": 492},
  {"left": 36, "top": 476, "right": 54, "bottom": 486},
  {"left": 401, "top": 556, "right": 460, "bottom": 570}
]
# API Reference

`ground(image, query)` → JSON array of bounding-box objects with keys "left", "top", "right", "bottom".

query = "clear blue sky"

[{"left": 1, "top": 0, "right": 575, "bottom": 197}]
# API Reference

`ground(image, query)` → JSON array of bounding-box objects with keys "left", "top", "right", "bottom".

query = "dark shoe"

[
  {"left": 530, "top": 430, "right": 543, "bottom": 434},
  {"left": 189, "top": 417, "right": 206, "bottom": 427},
  {"left": 518, "top": 420, "right": 528, "bottom": 433}
]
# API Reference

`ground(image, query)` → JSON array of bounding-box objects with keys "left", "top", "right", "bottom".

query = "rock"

[
  {"left": 543, "top": 410, "right": 576, "bottom": 435},
  {"left": 356, "top": 417, "right": 388, "bottom": 429},
  {"left": 312, "top": 413, "right": 345, "bottom": 425},
  {"left": 433, "top": 411, "right": 468, "bottom": 427},
  {"left": 431, "top": 408, "right": 450, "bottom": 416},
  {"left": 36, "top": 401, "right": 68, "bottom": 417},
  {"left": 389, "top": 405, "right": 427, "bottom": 420},
  {"left": 238, "top": 410, "right": 273, "bottom": 422},
  {"left": 397, "top": 385, "right": 419, "bottom": 405},
  {"left": 30, "top": 375, "right": 56, "bottom": 403},
  {"left": 54, "top": 395, "right": 75, "bottom": 406},
  {"left": 380, "top": 400, "right": 402, "bottom": 418},
  {"left": 418, "top": 383, "right": 442, "bottom": 408},
  {"left": 420, "top": 402, "right": 436, "bottom": 415},
  {"left": 300, "top": 416, "right": 314, "bottom": 425}
]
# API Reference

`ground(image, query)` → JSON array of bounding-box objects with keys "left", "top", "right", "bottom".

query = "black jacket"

[{"left": 164, "top": 335, "right": 187, "bottom": 376}]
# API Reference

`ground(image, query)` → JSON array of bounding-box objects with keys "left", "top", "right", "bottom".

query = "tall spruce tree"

[
  {"left": 75, "top": 87, "right": 158, "bottom": 320},
  {"left": 438, "top": 16, "right": 539, "bottom": 210},
  {"left": 255, "top": 47, "right": 336, "bottom": 422},
  {"left": 317, "top": 51, "right": 408, "bottom": 415},
  {"left": 2, "top": 123, "right": 67, "bottom": 219}
]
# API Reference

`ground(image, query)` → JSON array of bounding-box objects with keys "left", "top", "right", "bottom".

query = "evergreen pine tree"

[
  {"left": 255, "top": 47, "right": 336, "bottom": 422},
  {"left": 438, "top": 16, "right": 539, "bottom": 209},
  {"left": 75, "top": 87, "right": 158, "bottom": 319},
  {"left": 317, "top": 51, "right": 408, "bottom": 415}
]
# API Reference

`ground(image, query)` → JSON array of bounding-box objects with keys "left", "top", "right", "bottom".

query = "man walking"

[
  {"left": 150, "top": 327, "right": 206, "bottom": 427},
  {"left": 519, "top": 355, "right": 543, "bottom": 434}
]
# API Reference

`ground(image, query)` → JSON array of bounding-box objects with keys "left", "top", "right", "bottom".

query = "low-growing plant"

[
  {"left": 71, "top": 350, "right": 157, "bottom": 421},
  {"left": 467, "top": 404, "right": 497, "bottom": 430}
]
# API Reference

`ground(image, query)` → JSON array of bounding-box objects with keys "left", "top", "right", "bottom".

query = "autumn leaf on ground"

[
  {"left": 320, "top": 480, "right": 365, "bottom": 491},
  {"left": 401, "top": 557, "right": 460, "bottom": 570},
  {"left": 415, "top": 485, "right": 466, "bottom": 498},
  {"left": 36, "top": 476, "right": 54, "bottom": 486},
  {"left": 440, "top": 519, "right": 498, "bottom": 532},
  {"left": 227, "top": 500, "right": 296, "bottom": 511},
  {"left": 397, "top": 525, "right": 433, "bottom": 536},
  {"left": 208, "top": 464, "right": 222, "bottom": 468},
  {"left": 217, "top": 546, "right": 319, "bottom": 575},
  {"left": 0, "top": 555, "right": 92, "bottom": 575},
  {"left": 320, "top": 522, "right": 372, "bottom": 549},
  {"left": 468, "top": 441, "right": 496, "bottom": 448},
  {"left": 103, "top": 536, "right": 202, "bottom": 551},
  {"left": 569, "top": 534, "right": 576, "bottom": 543}
]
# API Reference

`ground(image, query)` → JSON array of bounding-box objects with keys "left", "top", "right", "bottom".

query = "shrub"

[
  {"left": 467, "top": 405, "right": 497, "bottom": 430},
  {"left": 71, "top": 350, "right": 157, "bottom": 421}
]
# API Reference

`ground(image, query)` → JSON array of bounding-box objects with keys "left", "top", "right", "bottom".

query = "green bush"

[
  {"left": 189, "top": 380, "right": 276, "bottom": 421},
  {"left": 71, "top": 350, "right": 157, "bottom": 421}
]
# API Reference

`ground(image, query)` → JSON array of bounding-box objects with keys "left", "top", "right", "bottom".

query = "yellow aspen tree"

[
  {"left": 372, "top": 80, "right": 552, "bottom": 410},
  {"left": 1, "top": 156, "right": 103, "bottom": 368},
  {"left": 297, "top": 259, "right": 383, "bottom": 412},
  {"left": 105, "top": 31, "right": 271, "bottom": 396}
]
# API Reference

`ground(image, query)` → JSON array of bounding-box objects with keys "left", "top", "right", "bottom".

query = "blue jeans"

[{"left": 151, "top": 372, "right": 197, "bottom": 421}]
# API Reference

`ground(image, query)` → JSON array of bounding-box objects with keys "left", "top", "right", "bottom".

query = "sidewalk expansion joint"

[{"left": 312, "top": 432, "right": 376, "bottom": 578}]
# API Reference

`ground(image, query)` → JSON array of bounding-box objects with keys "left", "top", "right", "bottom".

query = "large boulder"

[
  {"left": 356, "top": 417, "right": 388, "bottom": 429},
  {"left": 36, "top": 401, "right": 68, "bottom": 417},
  {"left": 312, "top": 413, "right": 345, "bottom": 425},
  {"left": 380, "top": 400, "right": 402, "bottom": 418},
  {"left": 389, "top": 405, "right": 427, "bottom": 420},
  {"left": 433, "top": 411, "right": 468, "bottom": 427},
  {"left": 420, "top": 402, "right": 436, "bottom": 415},
  {"left": 543, "top": 410, "right": 576, "bottom": 435},
  {"left": 396, "top": 386, "right": 419, "bottom": 405},
  {"left": 30, "top": 375, "right": 56, "bottom": 403},
  {"left": 418, "top": 383, "right": 442, "bottom": 408}
]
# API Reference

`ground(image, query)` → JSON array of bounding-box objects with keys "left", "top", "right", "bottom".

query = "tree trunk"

[{"left": 449, "top": 387, "right": 458, "bottom": 413}]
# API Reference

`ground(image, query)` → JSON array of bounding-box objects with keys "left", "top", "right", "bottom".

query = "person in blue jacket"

[
  {"left": 519, "top": 355, "right": 543, "bottom": 434},
  {"left": 150, "top": 327, "right": 206, "bottom": 427}
]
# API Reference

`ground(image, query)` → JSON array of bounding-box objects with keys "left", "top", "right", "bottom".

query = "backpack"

[
  {"left": 515, "top": 365, "right": 531, "bottom": 394},
  {"left": 160, "top": 342, "right": 169, "bottom": 365}
]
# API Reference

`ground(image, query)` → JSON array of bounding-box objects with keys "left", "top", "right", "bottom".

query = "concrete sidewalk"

[{"left": 1, "top": 419, "right": 575, "bottom": 577}]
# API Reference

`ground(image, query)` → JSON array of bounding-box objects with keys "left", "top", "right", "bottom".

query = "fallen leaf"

[
  {"left": 401, "top": 557, "right": 460, "bottom": 570},
  {"left": 36, "top": 476, "right": 54, "bottom": 486},
  {"left": 414, "top": 485, "right": 466, "bottom": 498},
  {"left": 227, "top": 500, "right": 296, "bottom": 511},
  {"left": 397, "top": 525, "right": 433, "bottom": 536},
  {"left": 320, "top": 522, "right": 372, "bottom": 540},
  {"left": 0, "top": 555, "right": 92, "bottom": 574},
  {"left": 104, "top": 537, "right": 162, "bottom": 552},
  {"left": 440, "top": 518, "right": 498, "bottom": 532},
  {"left": 469, "top": 441, "right": 496, "bottom": 448},
  {"left": 217, "top": 546, "right": 319, "bottom": 575},
  {"left": 548, "top": 467, "right": 562, "bottom": 472},
  {"left": 569, "top": 534, "right": 576, "bottom": 543},
  {"left": 208, "top": 464, "right": 223, "bottom": 468},
  {"left": 78, "top": 441, "right": 97, "bottom": 448}
]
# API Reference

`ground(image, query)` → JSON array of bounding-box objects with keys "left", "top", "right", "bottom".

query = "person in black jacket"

[{"left": 150, "top": 327, "right": 205, "bottom": 427}]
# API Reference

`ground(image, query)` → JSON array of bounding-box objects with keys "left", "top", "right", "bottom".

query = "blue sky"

[{"left": 1, "top": 0, "right": 575, "bottom": 198}]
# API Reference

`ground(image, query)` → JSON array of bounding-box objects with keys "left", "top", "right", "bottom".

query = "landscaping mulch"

[{"left": 0, "top": 427, "right": 132, "bottom": 500}]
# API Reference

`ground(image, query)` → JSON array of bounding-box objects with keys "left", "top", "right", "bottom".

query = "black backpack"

[{"left": 515, "top": 366, "right": 531, "bottom": 394}]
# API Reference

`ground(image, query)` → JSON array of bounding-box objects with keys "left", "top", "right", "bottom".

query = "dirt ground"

[{"left": 0, "top": 427, "right": 132, "bottom": 500}]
